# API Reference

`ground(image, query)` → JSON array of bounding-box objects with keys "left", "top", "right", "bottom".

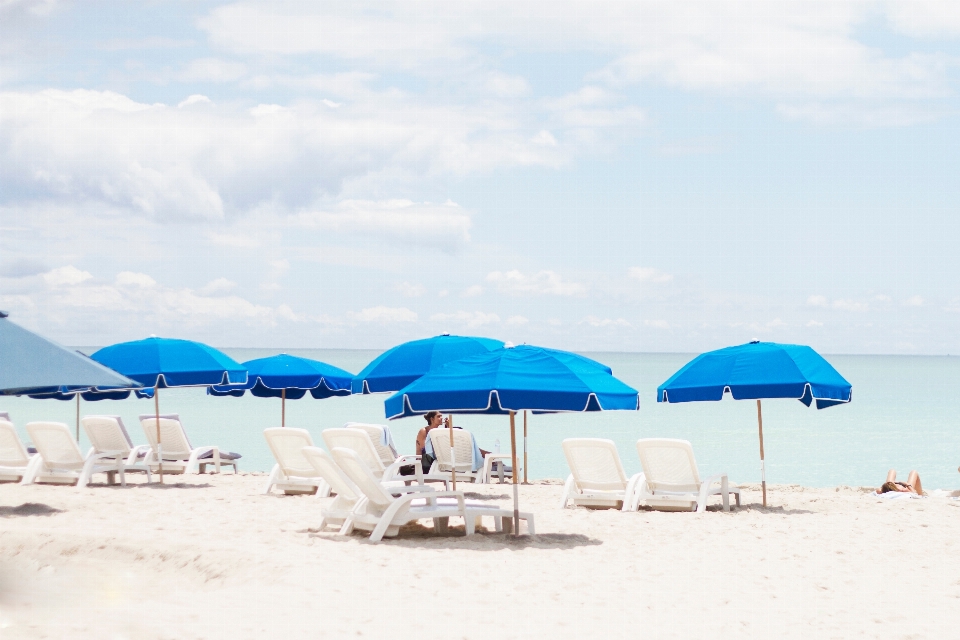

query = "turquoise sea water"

[{"left": 3, "top": 350, "right": 959, "bottom": 490}]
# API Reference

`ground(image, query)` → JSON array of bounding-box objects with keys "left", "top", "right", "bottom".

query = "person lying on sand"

[{"left": 877, "top": 469, "right": 925, "bottom": 495}]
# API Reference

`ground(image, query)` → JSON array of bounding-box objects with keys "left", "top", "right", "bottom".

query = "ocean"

[{"left": 3, "top": 349, "right": 958, "bottom": 490}]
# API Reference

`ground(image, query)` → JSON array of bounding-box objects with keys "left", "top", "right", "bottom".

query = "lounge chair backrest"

[
  {"left": 81, "top": 416, "right": 133, "bottom": 455},
  {"left": 302, "top": 446, "right": 359, "bottom": 500},
  {"left": 264, "top": 428, "right": 316, "bottom": 477},
  {"left": 330, "top": 447, "right": 394, "bottom": 508},
  {"left": 344, "top": 423, "right": 397, "bottom": 466},
  {"left": 322, "top": 428, "right": 384, "bottom": 473},
  {"left": 26, "top": 422, "right": 84, "bottom": 469},
  {"left": 428, "top": 428, "right": 475, "bottom": 472},
  {"left": 561, "top": 438, "right": 628, "bottom": 491},
  {"left": 0, "top": 420, "right": 30, "bottom": 466},
  {"left": 636, "top": 438, "right": 701, "bottom": 492},
  {"left": 140, "top": 418, "right": 193, "bottom": 458}
]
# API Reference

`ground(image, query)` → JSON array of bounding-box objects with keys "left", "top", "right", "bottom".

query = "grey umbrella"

[{"left": 0, "top": 311, "right": 137, "bottom": 395}]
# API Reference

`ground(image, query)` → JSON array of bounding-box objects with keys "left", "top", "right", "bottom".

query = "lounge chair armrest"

[
  {"left": 420, "top": 490, "right": 465, "bottom": 510},
  {"left": 701, "top": 473, "right": 729, "bottom": 488},
  {"left": 386, "top": 484, "right": 435, "bottom": 495},
  {"left": 384, "top": 456, "right": 424, "bottom": 485}
]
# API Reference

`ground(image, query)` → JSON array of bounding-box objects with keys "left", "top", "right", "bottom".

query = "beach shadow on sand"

[
  {"left": 311, "top": 526, "right": 603, "bottom": 550},
  {"left": 0, "top": 503, "right": 62, "bottom": 517},
  {"left": 139, "top": 481, "right": 214, "bottom": 490}
]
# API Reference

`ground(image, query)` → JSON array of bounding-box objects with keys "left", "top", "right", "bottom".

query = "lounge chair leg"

[
  {"left": 107, "top": 471, "right": 116, "bottom": 485},
  {"left": 722, "top": 476, "right": 730, "bottom": 511}
]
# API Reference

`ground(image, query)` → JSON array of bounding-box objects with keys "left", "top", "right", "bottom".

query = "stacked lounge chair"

[
  {"left": 22, "top": 421, "right": 127, "bottom": 488},
  {"left": 263, "top": 427, "right": 330, "bottom": 496}
]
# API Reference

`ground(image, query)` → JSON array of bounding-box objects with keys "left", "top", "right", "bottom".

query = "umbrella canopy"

[
  {"left": 657, "top": 341, "right": 851, "bottom": 408},
  {"left": 384, "top": 344, "right": 638, "bottom": 535},
  {"left": 386, "top": 344, "right": 638, "bottom": 418},
  {"left": 0, "top": 311, "right": 138, "bottom": 395},
  {"left": 208, "top": 354, "right": 352, "bottom": 399},
  {"left": 89, "top": 336, "right": 246, "bottom": 483},
  {"left": 656, "top": 341, "right": 852, "bottom": 507},
  {"left": 91, "top": 337, "right": 247, "bottom": 388},
  {"left": 352, "top": 334, "right": 504, "bottom": 394}
]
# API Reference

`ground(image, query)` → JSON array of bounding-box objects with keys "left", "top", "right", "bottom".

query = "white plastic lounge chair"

[
  {"left": 139, "top": 416, "right": 238, "bottom": 474},
  {"left": 301, "top": 446, "right": 362, "bottom": 532},
  {"left": 322, "top": 428, "right": 423, "bottom": 487},
  {"left": 427, "top": 428, "right": 483, "bottom": 484},
  {"left": 81, "top": 415, "right": 152, "bottom": 480},
  {"left": 262, "top": 428, "right": 331, "bottom": 496},
  {"left": 0, "top": 420, "right": 42, "bottom": 482},
  {"left": 560, "top": 438, "right": 643, "bottom": 510},
  {"left": 22, "top": 422, "right": 126, "bottom": 488},
  {"left": 631, "top": 438, "right": 740, "bottom": 512},
  {"left": 343, "top": 423, "right": 399, "bottom": 468},
  {"left": 331, "top": 447, "right": 474, "bottom": 542},
  {"left": 480, "top": 453, "right": 519, "bottom": 484}
]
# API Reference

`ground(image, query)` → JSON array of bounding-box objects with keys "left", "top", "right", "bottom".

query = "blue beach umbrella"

[
  {"left": 385, "top": 344, "right": 640, "bottom": 533},
  {"left": 208, "top": 354, "right": 353, "bottom": 426},
  {"left": 0, "top": 310, "right": 141, "bottom": 441},
  {"left": 91, "top": 337, "right": 247, "bottom": 482},
  {"left": 352, "top": 334, "right": 504, "bottom": 394},
  {"left": 657, "top": 341, "right": 852, "bottom": 506},
  {"left": 0, "top": 311, "right": 137, "bottom": 396}
]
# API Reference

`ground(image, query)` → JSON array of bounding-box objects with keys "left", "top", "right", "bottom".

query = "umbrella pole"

[
  {"left": 75, "top": 394, "right": 80, "bottom": 442},
  {"left": 757, "top": 400, "right": 766, "bottom": 507},
  {"left": 510, "top": 411, "right": 520, "bottom": 536},
  {"left": 282, "top": 389, "right": 286, "bottom": 428},
  {"left": 449, "top": 415, "right": 456, "bottom": 491},
  {"left": 156, "top": 386, "right": 163, "bottom": 484},
  {"left": 523, "top": 410, "right": 529, "bottom": 484}
]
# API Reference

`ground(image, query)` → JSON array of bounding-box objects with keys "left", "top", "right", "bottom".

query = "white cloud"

[
  {"left": 30, "top": 269, "right": 301, "bottom": 328},
  {"left": 885, "top": 1, "right": 960, "bottom": 38},
  {"left": 460, "top": 285, "right": 483, "bottom": 298},
  {"left": 629, "top": 267, "right": 673, "bottom": 283},
  {"left": 0, "top": 89, "right": 582, "bottom": 227},
  {"left": 397, "top": 282, "right": 425, "bottom": 297},
  {"left": 875, "top": 294, "right": 892, "bottom": 303},
  {"left": 351, "top": 306, "right": 417, "bottom": 323},
  {"left": 297, "top": 200, "right": 472, "bottom": 247},
  {"left": 767, "top": 318, "right": 787, "bottom": 328},
  {"left": 486, "top": 270, "right": 586, "bottom": 296},
  {"left": 200, "top": 277, "right": 237, "bottom": 295},
  {"left": 43, "top": 265, "right": 92, "bottom": 287},
  {"left": 581, "top": 316, "right": 630, "bottom": 328},
  {"left": 429, "top": 311, "right": 500, "bottom": 328},
  {"left": 904, "top": 295, "right": 924, "bottom": 307},
  {"left": 178, "top": 94, "right": 212, "bottom": 108},
  {"left": 198, "top": 2, "right": 956, "bottom": 126},
  {"left": 505, "top": 315, "right": 528, "bottom": 326},
  {"left": 485, "top": 72, "right": 530, "bottom": 97},
  {"left": 807, "top": 295, "right": 829, "bottom": 307},
  {"left": 806, "top": 320, "right": 824, "bottom": 327},
  {"left": 115, "top": 271, "right": 156, "bottom": 288},
  {"left": 176, "top": 58, "right": 246, "bottom": 83}
]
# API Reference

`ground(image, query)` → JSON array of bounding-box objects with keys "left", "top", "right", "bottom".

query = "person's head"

[
  {"left": 424, "top": 411, "right": 443, "bottom": 429},
  {"left": 880, "top": 481, "right": 899, "bottom": 493}
]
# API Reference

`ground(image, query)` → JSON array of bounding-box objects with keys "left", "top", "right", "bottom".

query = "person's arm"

[{"left": 415, "top": 427, "right": 427, "bottom": 454}]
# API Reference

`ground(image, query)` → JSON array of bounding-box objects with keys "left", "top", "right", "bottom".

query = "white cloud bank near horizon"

[{"left": 1, "top": 0, "right": 959, "bottom": 354}]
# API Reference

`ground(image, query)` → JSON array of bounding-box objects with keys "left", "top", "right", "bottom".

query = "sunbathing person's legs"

[
  {"left": 907, "top": 470, "right": 923, "bottom": 494},
  {"left": 886, "top": 469, "right": 898, "bottom": 484}
]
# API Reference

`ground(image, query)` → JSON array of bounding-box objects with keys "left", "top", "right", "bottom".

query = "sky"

[{"left": 2, "top": 0, "right": 960, "bottom": 354}]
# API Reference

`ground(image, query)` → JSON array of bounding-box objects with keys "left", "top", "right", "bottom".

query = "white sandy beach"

[{"left": 2, "top": 474, "right": 959, "bottom": 639}]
